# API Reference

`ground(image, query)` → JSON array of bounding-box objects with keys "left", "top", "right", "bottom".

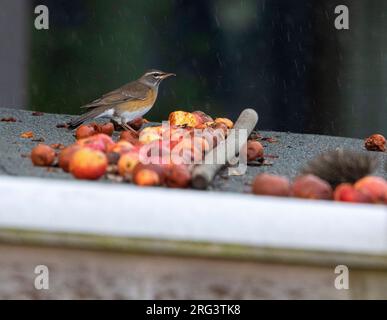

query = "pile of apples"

[
  {"left": 30, "top": 110, "right": 234, "bottom": 188},
  {"left": 252, "top": 173, "right": 387, "bottom": 205}
]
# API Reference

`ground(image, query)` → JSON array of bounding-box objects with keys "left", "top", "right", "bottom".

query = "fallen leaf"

[
  {"left": 56, "top": 123, "right": 69, "bottom": 128},
  {"left": 20, "top": 131, "right": 34, "bottom": 139},
  {"left": 264, "top": 154, "right": 279, "bottom": 159},
  {"left": 32, "top": 137, "right": 45, "bottom": 143},
  {"left": 1, "top": 117, "right": 17, "bottom": 122},
  {"left": 50, "top": 143, "right": 65, "bottom": 150},
  {"left": 261, "top": 137, "right": 278, "bottom": 143},
  {"left": 32, "top": 111, "right": 44, "bottom": 116}
]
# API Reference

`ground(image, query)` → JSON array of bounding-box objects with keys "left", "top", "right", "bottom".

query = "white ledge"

[{"left": 0, "top": 176, "right": 386, "bottom": 260}]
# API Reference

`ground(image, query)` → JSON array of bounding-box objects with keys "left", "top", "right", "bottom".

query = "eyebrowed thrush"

[{"left": 68, "top": 69, "right": 175, "bottom": 132}]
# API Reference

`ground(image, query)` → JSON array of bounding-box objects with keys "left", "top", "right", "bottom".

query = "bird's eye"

[{"left": 153, "top": 73, "right": 161, "bottom": 78}]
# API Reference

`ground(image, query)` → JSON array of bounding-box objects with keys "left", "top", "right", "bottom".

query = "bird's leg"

[
  {"left": 110, "top": 119, "right": 122, "bottom": 131},
  {"left": 120, "top": 121, "right": 138, "bottom": 134}
]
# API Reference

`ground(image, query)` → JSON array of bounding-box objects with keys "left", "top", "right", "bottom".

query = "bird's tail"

[{"left": 67, "top": 108, "right": 103, "bottom": 129}]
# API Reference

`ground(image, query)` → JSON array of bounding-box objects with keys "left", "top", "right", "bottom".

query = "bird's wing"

[{"left": 81, "top": 81, "right": 149, "bottom": 109}]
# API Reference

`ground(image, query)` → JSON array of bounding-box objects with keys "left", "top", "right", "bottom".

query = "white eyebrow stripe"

[{"left": 145, "top": 71, "right": 163, "bottom": 77}]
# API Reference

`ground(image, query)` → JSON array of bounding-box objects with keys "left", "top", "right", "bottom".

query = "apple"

[
  {"left": 241, "top": 140, "right": 264, "bottom": 161},
  {"left": 75, "top": 125, "right": 96, "bottom": 139},
  {"left": 170, "top": 137, "right": 203, "bottom": 164},
  {"left": 76, "top": 134, "right": 114, "bottom": 152},
  {"left": 120, "top": 130, "right": 139, "bottom": 144},
  {"left": 69, "top": 148, "right": 108, "bottom": 180},
  {"left": 128, "top": 117, "right": 144, "bottom": 130},
  {"left": 132, "top": 163, "right": 166, "bottom": 186},
  {"left": 31, "top": 144, "right": 56, "bottom": 166},
  {"left": 58, "top": 144, "right": 81, "bottom": 172},
  {"left": 100, "top": 122, "right": 114, "bottom": 136},
  {"left": 292, "top": 174, "right": 333, "bottom": 200},
  {"left": 165, "top": 164, "right": 191, "bottom": 188},
  {"left": 139, "top": 126, "right": 163, "bottom": 144},
  {"left": 192, "top": 110, "right": 213, "bottom": 126},
  {"left": 168, "top": 111, "right": 198, "bottom": 127},
  {"left": 118, "top": 151, "right": 140, "bottom": 177},
  {"left": 107, "top": 140, "right": 134, "bottom": 155},
  {"left": 252, "top": 174, "right": 290, "bottom": 197},
  {"left": 354, "top": 176, "right": 387, "bottom": 203},
  {"left": 214, "top": 117, "right": 234, "bottom": 129},
  {"left": 334, "top": 183, "right": 372, "bottom": 203}
]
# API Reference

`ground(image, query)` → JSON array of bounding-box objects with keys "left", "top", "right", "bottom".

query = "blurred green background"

[
  {"left": 30, "top": 0, "right": 225, "bottom": 119},
  {"left": 17, "top": 0, "right": 387, "bottom": 137}
]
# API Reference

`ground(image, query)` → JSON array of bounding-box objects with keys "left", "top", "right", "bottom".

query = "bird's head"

[{"left": 139, "top": 69, "right": 176, "bottom": 87}]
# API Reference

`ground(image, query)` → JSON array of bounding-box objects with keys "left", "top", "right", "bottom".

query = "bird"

[{"left": 68, "top": 69, "right": 175, "bottom": 132}]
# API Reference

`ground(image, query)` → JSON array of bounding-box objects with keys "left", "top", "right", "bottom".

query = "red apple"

[
  {"left": 118, "top": 151, "right": 140, "bottom": 177},
  {"left": 69, "top": 148, "right": 108, "bottom": 180},
  {"left": 139, "top": 126, "right": 163, "bottom": 144},
  {"left": 120, "top": 130, "right": 139, "bottom": 144},
  {"left": 31, "top": 144, "right": 56, "bottom": 166},
  {"left": 100, "top": 122, "right": 114, "bottom": 136},
  {"left": 58, "top": 144, "right": 81, "bottom": 172},
  {"left": 165, "top": 164, "right": 192, "bottom": 188},
  {"left": 334, "top": 183, "right": 372, "bottom": 203},
  {"left": 354, "top": 176, "right": 387, "bottom": 203},
  {"left": 214, "top": 117, "right": 233, "bottom": 129},
  {"left": 132, "top": 163, "right": 166, "bottom": 186},
  {"left": 107, "top": 140, "right": 134, "bottom": 155},
  {"left": 292, "top": 174, "right": 333, "bottom": 200},
  {"left": 252, "top": 173, "right": 290, "bottom": 197},
  {"left": 75, "top": 125, "right": 96, "bottom": 139},
  {"left": 192, "top": 110, "right": 213, "bottom": 126},
  {"left": 241, "top": 140, "right": 264, "bottom": 161},
  {"left": 76, "top": 133, "right": 114, "bottom": 152}
]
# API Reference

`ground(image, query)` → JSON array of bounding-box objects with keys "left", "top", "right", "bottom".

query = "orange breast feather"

[{"left": 116, "top": 89, "right": 156, "bottom": 113}]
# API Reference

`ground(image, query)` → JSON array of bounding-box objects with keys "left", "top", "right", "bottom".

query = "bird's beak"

[{"left": 161, "top": 73, "right": 176, "bottom": 79}]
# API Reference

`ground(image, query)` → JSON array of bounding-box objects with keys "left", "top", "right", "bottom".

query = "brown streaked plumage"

[{"left": 68, "top": 69, "right": 175, "bottom": 131}]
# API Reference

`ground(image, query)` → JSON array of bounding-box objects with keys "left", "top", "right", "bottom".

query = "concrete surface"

[
  {"left": 0, "top": 244, "right": 351, "bottom": 299},
  {"left": 0, "top": 107, "right": 385, "bottom": 191}
]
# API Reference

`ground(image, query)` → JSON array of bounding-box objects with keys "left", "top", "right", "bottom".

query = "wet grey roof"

[{"left": 0, "top": 107, "right": 385, "bottom": 191}]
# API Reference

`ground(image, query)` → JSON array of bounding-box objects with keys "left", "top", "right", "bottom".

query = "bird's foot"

[{"left": 121, "top": 122, "right": 138, "bottom": 134}]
